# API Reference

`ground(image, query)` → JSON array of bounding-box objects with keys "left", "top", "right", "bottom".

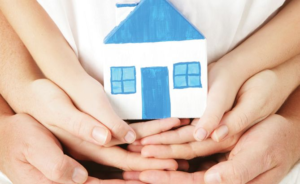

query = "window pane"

[
  {"left": 112, "top": 81, "right": 122, "bottom": 94},
  {"left": 174, "top": 64, "right": 187, "bottom": 75},
  {"left": 174, "top": 76, "right": 187, "bottom": 88},
  {"left": 123, "top": 67, "right": 135, "bottom": 80},
  {"left": 111, "top": 67, "right": 122, "bottom": 81},
  {"left": 188, "top": 63, "right": 200, "bottom": 74},
  {"left": 188, "top": 76, "right": 201, "bottom": 87},
  {"left": 123, "top": 80, "right": 136, "bottom": 93}
]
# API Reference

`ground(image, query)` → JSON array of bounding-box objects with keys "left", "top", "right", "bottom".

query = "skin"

[
  {"left": 0, "top": 0, "right": 300, "bottom": 144},
  {"left": 137, "top": 56, "right": 300, "bottom": 147},
  {"left": 0, "top": 95, "right": 145, "bottom": 184},
  {"left": 0, "top": 12, "right": 185, "bottom": 183},
  {"left": 124, "top": 86, "right": 300, "bottom": 184},
  {"left": 193, "top": 0, "right": 300, "bottom": 142},
  {"left": 0, "top": 0, "right": 138, "bottom": 144}
]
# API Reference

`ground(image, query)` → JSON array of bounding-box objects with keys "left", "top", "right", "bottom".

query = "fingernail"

[
  {"left": 72, "top": 167, "right": 87, "bottom": 183},
  {"left": 125, "top": 131, "right": 136, "bottom": 143},
  {"left": 92, "top": 127, "right": 108, "bottom": 145},
  {"left": 214, "top": 125, "right": 229, "bottom": 141},
  {"left": 194, "top": 128, "right": 207, "bottom": 141},
  {"left": 205, "top": 172, "right": 222, "bottom": 184}
]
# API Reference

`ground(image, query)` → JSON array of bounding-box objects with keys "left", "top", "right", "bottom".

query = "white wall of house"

[{"left": 102, "top": 40, "right": 207, "bottom": 119}]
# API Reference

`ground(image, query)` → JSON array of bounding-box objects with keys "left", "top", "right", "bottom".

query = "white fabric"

[
  {"left": 36, "top": 0, "right": 286, "bottom": 83},
  {"left": 2, "top": 0, "right": 299, "bottom": 183}
]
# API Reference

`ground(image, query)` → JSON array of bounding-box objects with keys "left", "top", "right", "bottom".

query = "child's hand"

[
  {"left": 125, "top": 113, "right": 300, "bottom": 184},
  {"left": 194, "top": 55, "right": 300, "bottom": 142}
]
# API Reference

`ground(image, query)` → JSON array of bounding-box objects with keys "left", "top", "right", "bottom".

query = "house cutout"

[{"left": 103, "top": 0, "right": 207, "bottom": 120}]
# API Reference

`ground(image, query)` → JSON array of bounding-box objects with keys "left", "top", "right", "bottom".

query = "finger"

[
  {"left": 204, "top": 149, "right": 277, "bottom": 184},
  {"left": 85, "top": 177, "right": 145, "bottom": 184},
  {"left": 106, "top": 118, "right": 184, "bottom": 147},
  {"left": 123, "top": 172, "right": 141, "bottom": 181},
  {"left": 68, "top": 78, "right": 137, "bottom": 144},
  {"left": 141, "top": 125, "right": 195, "bottom": 145},
  {"left": 127, "top": 145, "right": 143, "bottom": 153},
  {"left": 24, "top": 125, "right": 88, "bottom": 184},
  {"left": 211, "top": 93, "right": 263, "bottom": 142},
  {"left": 139, "top": 170, "right": 205, "bottom": 184},
  {"left": 28, "top": 79, "right": 112, "bottom": 145},
  {"left": 52, "top": 126, "right": 178, "bottom": 171},
  {"left": 142, "top": 136, "right": 237, "bottom": 159},
  {"left": 96, "top": 147, "right": 178, "bottom": 171},
  {"left": 194, "top": 81, "right": 235, "bottom": 141}
]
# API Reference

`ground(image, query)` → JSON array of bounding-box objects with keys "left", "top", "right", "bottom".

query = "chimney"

[{"left": 116, "top": 0, "right": 140, "bottom": 25}]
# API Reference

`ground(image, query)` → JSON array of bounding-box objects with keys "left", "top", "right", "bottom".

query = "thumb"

[
  {"left": 24, "top": 127, "right": 88, "bottom": 184},
  {"left": 29, "top": 79, "right": 112, "bottom": 146},
  {"left": 194, "top": 81, "right": 236, "bottom": 141},
  {"left": 211, "top": 97, "right": 260, "bottom": 142},
  {"left": 204, "top": 147, "right": 276, "bottom": 184}
]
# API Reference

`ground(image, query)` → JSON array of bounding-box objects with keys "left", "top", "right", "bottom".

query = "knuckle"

[
  {"left": 202, "top": 114, "right": 222, "bottom": 130},
  {"left": 228, "top": 112, "right": 249, "bottom": 133},
  {"left": 262, "top": 147, "right": 278, "bottom": 170},
  {"left": 69, "top": 113, "right": 86, "bottom": 137},
  {"left": 111, "top": 121, "right": 127, "bottom": 136},
  {"left": 186, "top": 144, "right": 198, "bottom": 159},
  {"left": 223, "top": 135, "right": 239, "bottom": 151},
  {"left": 50, "top": 156, "right": 67, "bottom": 181}
]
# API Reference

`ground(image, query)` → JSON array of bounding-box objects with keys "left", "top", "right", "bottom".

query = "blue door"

[{"left": 141, "top": 67, "right": 171, "bottom": 119}]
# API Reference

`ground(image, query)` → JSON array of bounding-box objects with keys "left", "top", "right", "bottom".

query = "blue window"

[
  {"left": 111, "top": 66, "right": 136, "bottom": 94},
  {"left": 173, "top": 62, "right": 202, "bottom": 89}
]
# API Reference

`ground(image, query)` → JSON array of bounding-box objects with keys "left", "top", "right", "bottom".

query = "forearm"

[
  {"left": 216, "top": 0, "right": 300, "bottom": 85},
  {"left": 0, "top": 0, "right": 87, "bottom": 86},
  {"left": 0, "top": 11, "right": 42, "bottom": 110}
]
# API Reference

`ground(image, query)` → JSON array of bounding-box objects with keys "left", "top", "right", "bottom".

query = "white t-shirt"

[
  {"left": 1, "top": 1, "right": 300, "bottom": 183},
  {"left": 36, "top": 0, "right": 285, "bottom": 83}
]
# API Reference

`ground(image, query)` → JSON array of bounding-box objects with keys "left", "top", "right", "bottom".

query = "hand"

[
  {"left": 194, "top": 55, "right": 300, "bottom": 142},
  {"left": 211, "top": 55, "right": 300, "bottom": 142},
  {"left": 0, "top": 104, "right": 88, "bottom": 184},
  {"left": 125, "top": 114, "right": 300, "bottom": 184},
  {"left": 0, "top": 113, "right": 145, "bottom": 184},
  {"left": 0, "top": 10, "right": 136, "bottom": 146},
  {"left": 15, "top": 79, "right": 181, "bottom": 171},
  {"left": 134, "top": 119, "right": 240, "bottom": 160}
]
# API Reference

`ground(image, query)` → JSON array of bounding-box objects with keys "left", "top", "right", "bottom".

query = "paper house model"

[{"left": 103, "top": 0, "right": 207, "bottom": 120}]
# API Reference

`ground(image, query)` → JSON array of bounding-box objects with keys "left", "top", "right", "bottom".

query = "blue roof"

[{"left": 105, "top": 0, "right": 205, "bottom": 44}]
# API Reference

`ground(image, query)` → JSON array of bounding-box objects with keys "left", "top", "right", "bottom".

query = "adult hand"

[
  {"left": 0, "top": 113, "right": 87, "bottom": 184},
  {"left": 125, "top": 114, "right": 300, "bottom": 184}
]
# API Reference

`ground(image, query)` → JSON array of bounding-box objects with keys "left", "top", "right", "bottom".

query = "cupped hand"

[
  {"left": 194, "top": 54, "right": 300, "bottom": 142},
  {"left": 0, "top": 113, "right": 146, "bottom": 184},
  {"left": 0, "top": 112, "right": 87, "bottom": 184},
  {"left": 135, "top": 119, "right": 240, "bottom": 160},
  {"left": 125, "top": 114, "right": 300, "bottom": 184}
]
